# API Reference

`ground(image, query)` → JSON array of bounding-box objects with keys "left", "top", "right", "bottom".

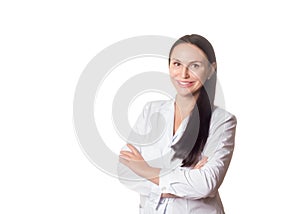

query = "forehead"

[{"left": 170, "top": 43, "right": 208, "bottom": 62}]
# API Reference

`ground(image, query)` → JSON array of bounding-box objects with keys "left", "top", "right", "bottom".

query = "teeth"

[{"left": 178, "top": 81, "right": 191, "bottom": 85}]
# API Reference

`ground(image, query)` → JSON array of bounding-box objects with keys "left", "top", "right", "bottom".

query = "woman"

[{"left": 118, "top": 34, "right": 237, "bottom": 213}]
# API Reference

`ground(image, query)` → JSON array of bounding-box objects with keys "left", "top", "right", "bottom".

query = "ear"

[{"left": 208, "top": 62, "right": 217, "bottom": 80}]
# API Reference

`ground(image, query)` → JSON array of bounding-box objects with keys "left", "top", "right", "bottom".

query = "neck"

[{"left": 175, "top": 92, "right": 200, "bottom": 117}]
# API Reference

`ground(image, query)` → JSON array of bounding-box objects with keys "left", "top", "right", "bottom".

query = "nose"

[{"left": 180, "top": 66, "right": 190, "bottom": 78}]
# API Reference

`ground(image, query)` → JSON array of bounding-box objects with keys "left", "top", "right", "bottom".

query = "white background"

[{"left": 1, "top": 0, "right": 300, "bottom": 213}]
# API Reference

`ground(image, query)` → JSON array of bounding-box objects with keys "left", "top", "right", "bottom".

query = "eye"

[
  {"left": 173, "top": 62, "right": 181, "bottom": 67},
  {"left": 188, "top": 63, "right": 203, "bottom": 71},
  {"left": 190, "top": 63, "right": 200, "bottom": 69}
]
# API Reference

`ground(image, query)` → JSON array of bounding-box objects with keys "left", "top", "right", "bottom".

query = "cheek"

[
  {"left": 193, "top": 69, "right": 209, "bottom": 83},
  {"left": 198, "top": 73, "right": 208, "bottom": 84},
  {"left": 169, "top": 68, "right": 176, "bottom": 78},
  {"left": 188, "top": 71, "right": 205, "bottom": 82}
]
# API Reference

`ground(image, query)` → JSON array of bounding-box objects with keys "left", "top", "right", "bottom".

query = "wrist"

[{"left": 146, "top": 167, "right": 161, "bottom": 185}]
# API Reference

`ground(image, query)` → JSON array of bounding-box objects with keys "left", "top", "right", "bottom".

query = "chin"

[
  {"left": 175, "top": 89, "right": 198, "bottom": 97},
  {"left": 174, "top": 85, "right": 202, "bottom": 97}
]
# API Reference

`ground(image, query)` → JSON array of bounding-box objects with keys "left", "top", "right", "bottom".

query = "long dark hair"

[{"left": 170, "top": 34, "right": 217, "bottom": 167}]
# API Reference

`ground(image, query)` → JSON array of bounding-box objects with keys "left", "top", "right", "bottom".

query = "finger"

[
  {"left": 197, "top": 156, "right": 208, "bottom": 164},
  {"left": 161, "top": 193, "right": 179, "bottom": 198},
  {"left": 120, "top": 150, "right": 134, "bottom": 157},
  {"left": 120, "top": 151, "right": 143, "bottom": 161},
  {"left": 194, "top": 163, "right": 205, "bottom": 169},
  {"left": 194, "top": 163, "right": 203, "bottom": 169},
  {"left": 194, "top": 157, "right": 208, "bottom": 169},
  {"left": 119, "top": 153, "right": 131, "bottom": 160},
  {"left": 119, "top": 151, "right": 134, "bottom": 159},
  {"left": 127, "top": 144, "right": 139, "bottom": 155},
  {"left": 120, "top": 151, "right": 139, "bottom": 160},
  {"left": 119, "top": 156, "right": 129, "bottom": 165}
]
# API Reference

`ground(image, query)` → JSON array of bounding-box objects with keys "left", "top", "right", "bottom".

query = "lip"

[{"left": 176, "top": 80, "right": 195, "bottom": 88}]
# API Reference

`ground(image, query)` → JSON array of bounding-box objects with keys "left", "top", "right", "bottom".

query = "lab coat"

[{"left": 118, "top": 99, "right": 237, "bottom": 214}]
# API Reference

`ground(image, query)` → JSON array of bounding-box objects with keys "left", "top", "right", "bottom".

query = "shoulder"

[
  {"left": 211, "top": 106, "right": 237, "bottom": 124},
  {"left": 210, "top": 106, "right": 237, "bottom": 134}
]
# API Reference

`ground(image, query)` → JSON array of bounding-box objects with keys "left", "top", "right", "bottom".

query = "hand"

[
  {"left": 193, "top": 156, "right": 208, "bottom": 169},
  {"left": 161, "top": 193, "right": 179, "bottom": 198},
  {"left": 119, "top": 144, "right": 160, "bottom": 184}
]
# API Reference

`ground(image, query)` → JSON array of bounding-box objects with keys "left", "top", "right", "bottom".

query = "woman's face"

[{"left": 169, "top": 43, "right": 214, "bottom": 98}]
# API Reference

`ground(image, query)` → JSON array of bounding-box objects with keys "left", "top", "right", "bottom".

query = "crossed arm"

[
  {"left": 118, "top": 109, "right": 236, "bottom": 201},
  {"left": 119, "top": 143, "right": 208, "bottom": 198}
]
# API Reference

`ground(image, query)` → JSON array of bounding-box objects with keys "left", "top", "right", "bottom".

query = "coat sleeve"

[
  {"left": 159, "top": 110, "right": 237, "bottom": 199},
  {"left": 117, "top": 102, "right": 162, "bottom": 207}
]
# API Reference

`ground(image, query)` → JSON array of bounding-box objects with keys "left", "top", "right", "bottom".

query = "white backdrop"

[{"left": 1, "top": 0, "right": 299, "bottom": 213}]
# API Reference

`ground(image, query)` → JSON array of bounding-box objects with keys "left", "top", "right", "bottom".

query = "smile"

[{"left": 176, "top": 81, "right": 195, "bottom": 87}]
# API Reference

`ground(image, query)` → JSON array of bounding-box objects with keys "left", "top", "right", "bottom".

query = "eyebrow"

[{"left": 171, "top": 58, "right": 204, "bottom": 64}]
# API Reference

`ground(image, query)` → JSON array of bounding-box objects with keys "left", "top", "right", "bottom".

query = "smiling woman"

[
  {"left": 118, "top": 34, "right": 237, "bottom": 214},
  {"left": 169, "top": 43, "right": 216, "bottom": 98}
]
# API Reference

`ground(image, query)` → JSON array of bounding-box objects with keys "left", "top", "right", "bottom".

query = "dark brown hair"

[{"left": 170, "top": 34, "right": 217, "bottom": 167}]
